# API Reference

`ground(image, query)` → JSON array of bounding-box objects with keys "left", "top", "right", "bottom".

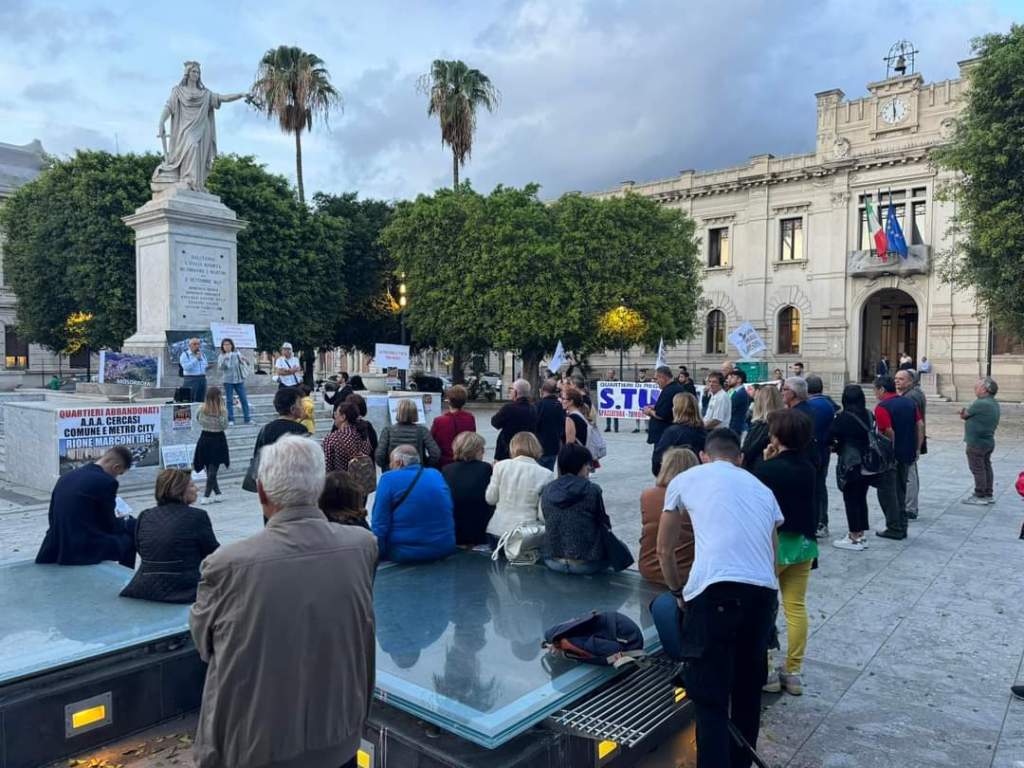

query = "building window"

[
  {"left": 706, "top": 310, "right": 726, "bottom": 355},
  {"left": 708, "top": 227, "right": 730, "bottom": 268},
  {"left": 858, "top": 189, "right": 927, "bottom": 250},
  {"left": 4, "top": 326, "right": 29, "bottom": 369},
  {"left": 777, "top": 306, "right": 801, "bottom": 354},
  {"left": 779, "top": 218, "right": 803, "bottom": 261},
  {"left": 993, "top": 325, "right": 1024, "bottom": 356}
]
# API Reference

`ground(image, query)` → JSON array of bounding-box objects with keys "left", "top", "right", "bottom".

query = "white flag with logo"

[
  {"left": 655, "top": 337, "right": 667, "bottom": 368},
  {"left": 727, "top": 322, "right": 766, "bottom": 359},
  {"left": 547, "top": 340, "right": 566, "bottom": 373}
]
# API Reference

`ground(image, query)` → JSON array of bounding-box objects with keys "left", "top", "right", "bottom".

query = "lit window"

[
  {"left": 780, "top": 218, "right": 803, "bottom": 261},
  {"left": 778, "top": 306, "right": 801, "bottom": 354},
  {"left": 708, "top": 228, "right": 730, "bottom": 268},
  {"left": 4, "top": 326, "right": 29, "bottom": 369},
  {"left": 706, "top": 310, "right": 726, "bottom": 355}
]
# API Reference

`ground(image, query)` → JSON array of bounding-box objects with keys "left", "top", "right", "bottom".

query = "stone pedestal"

[{"left": 122, "top": 187, "right": 247, "bottom": 389}]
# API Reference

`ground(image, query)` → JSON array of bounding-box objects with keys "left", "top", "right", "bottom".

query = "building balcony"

[{"left": 847, "top": 244, "right": 930, "bottom": 277}]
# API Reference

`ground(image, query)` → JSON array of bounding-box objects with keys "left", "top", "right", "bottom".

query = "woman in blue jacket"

[{"left": 372, "top": 444, "right": 456, "bottom": 562}]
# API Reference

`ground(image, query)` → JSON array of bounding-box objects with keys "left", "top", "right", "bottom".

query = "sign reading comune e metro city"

[{"left": 57, "top": 405, "right": 162, "bottom": 475}]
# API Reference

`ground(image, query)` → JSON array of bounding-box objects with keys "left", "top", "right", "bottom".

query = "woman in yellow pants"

[{"left": 752, "top": 408, "right": 819, "bottom": 695}]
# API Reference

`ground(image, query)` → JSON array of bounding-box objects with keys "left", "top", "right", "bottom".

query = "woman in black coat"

[
  {"left": 120, "top": 469, "right": 219, "bottom": 604},
  {"left": 441, "top": 432, "right": 494, "bottom": 546}
]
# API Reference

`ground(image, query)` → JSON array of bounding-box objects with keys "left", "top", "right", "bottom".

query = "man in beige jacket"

[{"left": 190, "top": 435, "right": 377, "bottom": 768}]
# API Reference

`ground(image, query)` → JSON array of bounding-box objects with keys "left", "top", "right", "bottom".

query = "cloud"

[{"left": 22, "top": 79, "right": 79, "bottom": 104}]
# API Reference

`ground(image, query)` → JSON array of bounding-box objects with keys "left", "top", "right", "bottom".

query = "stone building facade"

[
  {"left": 590, "top": 58, "right": 1022, "bottom": 400},
  {"left": 0, "top": 139, "right": 93, "bottom": 389}
]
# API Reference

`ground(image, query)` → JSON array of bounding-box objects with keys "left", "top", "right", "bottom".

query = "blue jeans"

[
  {"left": 223, "top": 381, "right": 251, "bottom": 423},
  {"left": 544, "top": 558, "right": 609, "bottom": 575}
]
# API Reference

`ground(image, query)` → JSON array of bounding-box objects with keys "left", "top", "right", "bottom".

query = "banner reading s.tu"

[{"left": 596, "top": 381, "right": 662, "bottom": 420}]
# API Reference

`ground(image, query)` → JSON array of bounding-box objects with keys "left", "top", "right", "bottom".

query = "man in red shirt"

[{"left": 873, "top": 375, "right": 923, "bottom": 539}]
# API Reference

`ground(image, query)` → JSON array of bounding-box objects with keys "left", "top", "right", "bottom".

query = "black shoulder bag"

[{"left": 391, "top": 465, "right": 425, "bottom": 512}]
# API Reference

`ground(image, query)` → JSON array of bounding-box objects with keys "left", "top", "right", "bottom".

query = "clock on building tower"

[{"left": 880, "top": 96, "right": 908, "bottom": 125}]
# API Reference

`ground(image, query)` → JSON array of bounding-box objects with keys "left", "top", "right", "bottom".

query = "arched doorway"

[{"left": 860, "top": 288, "right": 918, "bottom": 381}]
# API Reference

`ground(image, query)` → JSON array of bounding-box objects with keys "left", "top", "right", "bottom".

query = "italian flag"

[{"left": 865, "top": 197, "right": 888, "bottom": 261}]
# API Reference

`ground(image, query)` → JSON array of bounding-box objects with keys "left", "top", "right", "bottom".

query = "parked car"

[{"left": 479, "top": 372, "right": 503, "bottom": 392}]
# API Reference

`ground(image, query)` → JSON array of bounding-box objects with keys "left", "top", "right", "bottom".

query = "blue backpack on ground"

[
  {"left": 649, "top": 592, "right": 686, "bottom": 661},
  {"left": 543, "top": 611, "right": 646, "bottom": 668}
]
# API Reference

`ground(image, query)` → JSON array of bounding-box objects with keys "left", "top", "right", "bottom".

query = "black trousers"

[
  {"left": 815, "top": 455, "right": 829, "bottom": 529},
  {"left": 205, "top": 463, "right": 221, "bottom": 496},
  {"left": 680, "top": 581, "right": 776, "bottom": 768},
  {"left": 184, "top": 375, "right": 207, "bottom": 403}
]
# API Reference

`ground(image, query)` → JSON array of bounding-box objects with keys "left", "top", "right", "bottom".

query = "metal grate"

[{"left": 548, "top": 654, "right": 689, "bottom": 748}]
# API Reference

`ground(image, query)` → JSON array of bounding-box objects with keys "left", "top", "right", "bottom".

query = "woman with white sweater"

[{"left": 485, "top": 432, "right": 553, "bottom": 548}]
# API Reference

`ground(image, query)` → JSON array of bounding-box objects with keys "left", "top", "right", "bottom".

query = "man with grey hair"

[
  {"left": 896, "top": 369, "right": 927, "bottom": 519},
  {"left": 179, "top": 336, "right": 208, "bottom": 402},
  {"left": 960, "top": 376, "right": 1000, "bottom": 504},
  {"left": 190, "top": 435, "right": 376, "bottom": 768},
  {"left": 372, "top": 444, "right": 455, "bottom": 561},
  {"left": 491, "top": 378, "right": 537, "bottom": 461}
]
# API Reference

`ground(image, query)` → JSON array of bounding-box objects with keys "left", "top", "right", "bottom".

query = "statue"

[{"left": 152, "top": 61, "right": 248, "bottom": 193}]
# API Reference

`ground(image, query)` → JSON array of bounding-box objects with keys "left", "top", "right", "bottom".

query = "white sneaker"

[
  {"left": 762, "top": 669, "right": 782, "bottom": 693},
  {"left": 213, "top": 494, "right": 223, "bottom": 504},
  {"left": 228, "top": 420, "right": 235, "bottom": 427},
  {"left": 963, "top": 494, "right": 989, "bottom": 506},
  {"left": 199, "top": 497, "right": 212, "bottom": 505},
  {"left": 832, "top": 535, "right": 866, "bottom": 551}
]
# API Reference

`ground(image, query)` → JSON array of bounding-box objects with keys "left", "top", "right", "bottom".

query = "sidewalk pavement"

[{"left": 6, "top": 401, "right": 1021, "bottom": 767}]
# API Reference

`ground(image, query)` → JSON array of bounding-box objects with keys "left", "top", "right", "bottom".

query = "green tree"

[
  {"left": 312, "top": 192, "right": 399, "bottom": 353},
  {"left": 382, "top": 185, "right": 702, "bottom": 388},
  {"left": 251, "top": 45, "right": 342, "bottom": 204},
  {"left": 207, "top": 155, "right": 347, "bottom": 380},
  {"left": 934, "top": 26, "right": 1024, "bottom": 338},
  {"left": 0, "top": 150, "right": 158, "bottom": 351},
  {"left": 418, "top": 60, "right": 500, "bottom": 190}
]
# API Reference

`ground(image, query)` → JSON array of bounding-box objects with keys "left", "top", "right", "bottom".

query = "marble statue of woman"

[{"left": 151, "top": 61, "right": 248, "bottom": 193}]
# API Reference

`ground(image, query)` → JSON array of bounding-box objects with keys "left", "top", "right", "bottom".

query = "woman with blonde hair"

[
  {"left": 640, "top": 448, "right": 699, "bottom": 585},
  {"left": 193, "top": 386, "right": 229, "bottom": 503},
  {"left": 442, "top": 432, "right": 494, "bottom": 547},
  {"left": 651, "top": 393, "right": 706, "bottom": 476},
  {"left": 375, "top": 398, "right": 441, "bottom": 471},
  {"left": 485, "top": 431, "right": 553, "bottom": 549},
  {"left": 742, "top": 384, "right": 785, "bottom": 471}
]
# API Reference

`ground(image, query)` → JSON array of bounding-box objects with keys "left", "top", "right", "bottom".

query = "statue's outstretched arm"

[{"left": 219, "top": 92, "right": 249, "bottom": 103}]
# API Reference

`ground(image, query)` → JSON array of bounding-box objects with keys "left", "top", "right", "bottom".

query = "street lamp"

[{"left": 398, "top": 273, "right": 408, "bottom": 388}]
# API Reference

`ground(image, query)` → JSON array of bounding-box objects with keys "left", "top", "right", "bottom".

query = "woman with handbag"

[
  {"left": 216, "top": 338, "right": 251, "bottom": 425},
  {"left": 829, "top": 384, "right": 874, "bottom": 551},
  {"left": 375, "top": 399, "right": 441, "bottom": 471},
  {"left": 541, "top": 443, "right": 630, "bottom": 574},
  {"left": 485, "top": 432, "right": 552, "bottom": 551}
]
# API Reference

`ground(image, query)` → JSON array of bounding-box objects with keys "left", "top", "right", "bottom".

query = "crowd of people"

[{"left": 29, "top": 356, "right": 1006, "bottom": 768}]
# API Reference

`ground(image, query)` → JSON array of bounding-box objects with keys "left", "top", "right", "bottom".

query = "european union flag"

[{"left": 886, "top": 201, "right": 909, "bottom": 260}]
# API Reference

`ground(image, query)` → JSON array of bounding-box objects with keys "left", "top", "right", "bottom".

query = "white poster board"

[
  {"left": 161, "top": 442, "right": 196, "bottom": 469},
  {"left": 727, "top": 322, "right": 766, "bottom": 358},
  {"left": 375, "top": 343, "right": 411, "bottom": 371},
  {"left": 595, "top": 381, "right": 662, "bottom": 420},
  {"left": 210, "top": 322, "right": 258, "bottom": 349}
]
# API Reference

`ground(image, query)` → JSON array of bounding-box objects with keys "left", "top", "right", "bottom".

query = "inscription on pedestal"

[{"left": 176, "top": 245, "right": 229, "bottom": 325}]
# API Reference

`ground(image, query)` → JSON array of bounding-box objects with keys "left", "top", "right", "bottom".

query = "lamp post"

[{"left": 399, "top": 273, "right": 408, "bottom": 388}]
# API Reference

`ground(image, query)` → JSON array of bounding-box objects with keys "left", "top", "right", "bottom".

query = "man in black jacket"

[
  {"left": 535, "top": 378, "right": 566, "bottom": 470},
  {"left": 323, "top": 371, "right": 354, "bottom": 407},
  {"left": 492, "top": 379, "right": 537, "bottom": 461},
  {"left": 643, "top": 366, "right": 685, "bottom": 447},
  {"left": 36, "top": 446, "right": 136, "bottom": 567}
]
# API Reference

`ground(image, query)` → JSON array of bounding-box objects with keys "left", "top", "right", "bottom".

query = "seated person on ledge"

[
  {"left": 121, "top": 468, "right": 219, "bottom": 603},
  {"left": 372, "top": 445, "right": 456, "bottom": 562},
  {"left": 36, "top": 446, "right": 137, "bottom": 568},
  {"left": 541, "top": 443, "right": 612, "bottom": 575}
]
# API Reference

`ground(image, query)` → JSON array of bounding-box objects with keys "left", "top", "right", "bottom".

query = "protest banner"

[
  {"left": 98, "top": 351, "right": 162, "bottom": 387},
  {"left": 210, "top": 322, "right": 257, "bottom": 349},
  {"left": 596, "top": 381, "right": 663, "bottom": 420},
  {"left": 57, "top": 405, "right": 161, "bottom": 475},
  {"left": 161, "top": 442, "right": 195, "bottom": 469},
  {"left": 374, "top": 343, "right": 411, "bottom": 370},
  {"left": 727, "top": 322, "right": 767, "bottom": 359},
  {"left": 165, "top": 330, "right": 215, "bottom": 368}
]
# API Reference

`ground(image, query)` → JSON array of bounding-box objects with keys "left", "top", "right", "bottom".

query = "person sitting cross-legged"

[
  {"left": 372, "top": 445, "right": 456, "bottom": 563},
  {"left": 541, "top": 443, "right": 612, "bottom": 575}
]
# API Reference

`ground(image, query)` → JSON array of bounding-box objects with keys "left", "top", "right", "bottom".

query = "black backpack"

[
  {"left": 849, "top": 412, "right": 894, "bottom": 475},
  {"left": 543, "top": 612, "right": 646, "bottom": 668}
]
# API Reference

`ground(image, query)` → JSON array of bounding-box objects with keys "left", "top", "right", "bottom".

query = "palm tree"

[
  {"left": 418, "top": 59, "right": 500, "bottom": 190},
  {"left": 251, "top": 46, "right": 341, "bottom": 204}
]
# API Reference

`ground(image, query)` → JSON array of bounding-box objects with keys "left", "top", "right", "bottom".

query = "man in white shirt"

[
  {"left": 274, "top": 342, "right": 303, "bottom": 388},
  {"left": 179, "top": 337, "right": 208, "bottom": 402},
  {"left": 657, "top": 428, "right": 781, "bottom": 768},
  {"left": 702, "top": 371, "right": 732, "bottom": 430}
]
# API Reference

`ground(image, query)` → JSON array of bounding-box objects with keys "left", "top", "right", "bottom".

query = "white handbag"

[{"left": 491, "top": 522, "right": 546, "bottom": 566}]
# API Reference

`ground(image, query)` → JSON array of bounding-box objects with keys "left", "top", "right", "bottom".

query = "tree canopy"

[
  {"left": 935, "top": 25, "right": 1024, "bottom": 339},
  {"left": 381, "top": 184, "right": 701, "bottom": 385}
]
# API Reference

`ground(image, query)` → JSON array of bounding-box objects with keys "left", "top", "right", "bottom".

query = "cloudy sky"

[{"left": 1, "top": 0, "right": 1018, "bottom": 201}]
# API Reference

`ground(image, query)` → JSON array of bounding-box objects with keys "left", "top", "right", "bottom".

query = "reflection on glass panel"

[
  {"left": 912, "top": 201, "right": 927, "bottom": 245},
  {"left": 706, "top": 310, "right": 726, "bottom": 354},
  {"left": 4, "top": 326, "right": 29, "bottom": 370},
  {"left": 778, "top": 306, "right": 800, "bottom": 354},
  {"left": 708, "top": 228, "right": 729, "bottom": 268}
]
